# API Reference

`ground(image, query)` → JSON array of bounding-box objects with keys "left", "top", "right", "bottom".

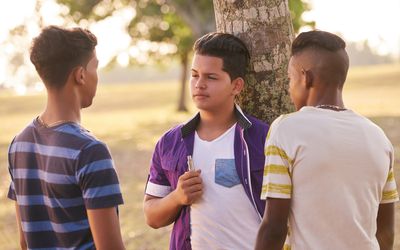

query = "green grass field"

[{"left": 0, "top": 64, "right": 399, "bottom": 249}]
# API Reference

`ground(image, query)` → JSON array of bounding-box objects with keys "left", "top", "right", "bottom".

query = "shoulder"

[
  {"left": 157, "top": 124, "right": 184, "bottom": 145},
  {"left": 350, "top": 112, "right": 392, "bottom": 146},
  {"left": 266, "top": 112, "right": 301, "bottom": 140},
  {"left": 245, "top": 114, "right": 269, "bottom": 134}
]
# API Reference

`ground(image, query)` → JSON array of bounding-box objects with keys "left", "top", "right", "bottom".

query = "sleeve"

[
  {"left": 76, "top": 142, "right": 124, "bottom": 209},
  {"left": 380, "top": 149, "right": 399, "bottom": 204},
  {"left": 261, "top": 117, "right": 293, "bottom": 200},
  {"left": 145, "top": 139, "right": 172, "bottom": 198},
  {"left": 7, "top": 137, "right": 16, "bottom": 201}
]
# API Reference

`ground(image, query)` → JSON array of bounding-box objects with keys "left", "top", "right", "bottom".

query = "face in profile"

[
  {"left": 190, "top": 54, "right": 240, "bottom": 112},
  {"left": 288, "top": 56, "right": 308, "bottom": 110},
  {"left": 80, "top": 50, "right": 99, "bottom": 108}
]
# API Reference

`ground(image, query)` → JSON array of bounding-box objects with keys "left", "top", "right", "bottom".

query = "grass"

[{"left": 0, "top": 64, "right": 399, "bottom": 249}]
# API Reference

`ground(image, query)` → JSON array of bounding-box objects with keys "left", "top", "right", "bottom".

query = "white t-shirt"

[
  {"left": 191, "top": 123, "right": 260, "bottom": 250},
  {"left": 261, "top": 106, "right": 399, "bottom": 250}
]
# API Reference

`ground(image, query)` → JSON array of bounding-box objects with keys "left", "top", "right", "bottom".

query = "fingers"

[{"left": 180, "top": 170, "right": 201, "bottom": 181}]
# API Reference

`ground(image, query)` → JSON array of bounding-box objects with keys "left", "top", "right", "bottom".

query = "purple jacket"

[{"left": 145, "top": 106, "right": 269, "bottom": 250}]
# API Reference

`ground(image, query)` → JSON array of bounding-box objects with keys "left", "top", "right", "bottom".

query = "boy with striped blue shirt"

[{"left": 7, "top": 26, "right": 125, "bottom": 250}]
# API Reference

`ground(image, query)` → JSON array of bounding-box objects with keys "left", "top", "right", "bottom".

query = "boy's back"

[
  {"left": 8, "top": 119, "right": 123, "bottom": 249},
  {"left": 263, "top": 106, "right": 397, "bottom": 249}
]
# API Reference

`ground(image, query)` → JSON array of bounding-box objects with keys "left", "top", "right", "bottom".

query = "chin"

[{"left": 81, "top": 100, "right": 93, "bottom": 109}]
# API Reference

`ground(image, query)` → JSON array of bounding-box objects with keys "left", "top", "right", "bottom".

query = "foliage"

[
  {"left": 56, "top": 0, "right": 312, "bottom": 64},
  {"left": 289, "top": 0, "right": 315, "bottom": 33}
]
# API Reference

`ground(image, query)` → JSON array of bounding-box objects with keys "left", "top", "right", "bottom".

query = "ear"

[
  {"left": 73, "top": 66, "right": 85, "bottom": 86},
  {"left": 302, "top": 69, "right": 314, "bottom": 89},
  {"left": 231, "top": 77, "right": 244, "bottom": 95}
]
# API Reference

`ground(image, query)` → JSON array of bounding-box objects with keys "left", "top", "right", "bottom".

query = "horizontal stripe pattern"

[
  {"left": 77, "top": 159, "right": 114, "bottom": 180},
  {"left": 8, "top": 151, "right": 77, "bottom": 175},
  {"left": 17, "top": 195, "right": 84, "bottom": 208},
  {"left": 262, "top": 143, "right": 292, "bottom": 199},
  {"left": 10, "top": 142, "right": 80, "bottom": 160},
  {"left": 386, "top": 169, "right": 395, "bottom": 182},
  {"left": 16, "top": 123, "right": 90, "bottom": 149},
  {"left": 8, "top": 120, "right": 123, "bottom": 249},
  {"left": 382, "top": 190, "right": 398, "bottom": 201},
  {"left": 83, "top": 184, "right": 121, "bottom": 199},
  {"left": 264, "top": 164, "right": 289, "bottom": 175},
  {"left": 22, "top": 219, "right": 89, "bottom": 233},
  {"left": 262, "top": 183, "right": 292, "bottom": 195},
  {"left": 13, "top": 178, "right": 82, "bottom": 198},
  {"left": 13, "top": 169, "right": 76, "bottom": 185},
  {"left": 265, "top": 145, "right": 293, "bottom": 166},
  {"left": 381, "top": 168, "right": 399, "bottom": 203}
]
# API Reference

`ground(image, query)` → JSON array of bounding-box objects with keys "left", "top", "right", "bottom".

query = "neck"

[
  {"left": 41, "top": 86, "right": 81, "bottom": 125},
  {"left": 196, "top": 105, "right": 237, "bottom": 141},
  {"left": 308, "top": 86, "right": 345, "bottom": 108}
]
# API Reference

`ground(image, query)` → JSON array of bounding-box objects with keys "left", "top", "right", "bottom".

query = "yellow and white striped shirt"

[{"left": 261, "top": 106, "right": 398, "bottom": 250}]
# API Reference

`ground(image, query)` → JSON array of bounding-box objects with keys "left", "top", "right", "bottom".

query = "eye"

[
  {"left": 208, "top": 76, "right": 217, "bottom": 80},
  {"left": 191, "top": 74, "right": 199, "bottom": 78}
]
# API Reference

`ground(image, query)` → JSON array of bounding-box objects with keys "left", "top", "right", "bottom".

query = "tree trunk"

[
  {"left": 213, "top": 0, "right": 295, "bottom": 124},
  {"left": 177, "top": 53, "right": 189, "bottom": 112}
]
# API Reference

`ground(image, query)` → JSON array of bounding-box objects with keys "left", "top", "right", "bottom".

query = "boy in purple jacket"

[{"left": 144, "top": 32, "right": 269, "bottom": 250}]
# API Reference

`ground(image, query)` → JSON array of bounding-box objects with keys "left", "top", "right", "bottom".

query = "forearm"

[
  {"left": 255, "top": 222, "right": 287, "bottom": 250},
  {"left": 376, "top": 203, "right": 395, "bottom": 250},
  {"left": 144, "top": 191, "right": 183, "bottom": 228},
  {"left": 377, "top": 231, "right": 394, "bottom": 250},
  {"left": 255, "top": 198, "right": 290, "bottom": 250},
  {"left": 87, "top": 207, "right": 125, "bottom": 250}
]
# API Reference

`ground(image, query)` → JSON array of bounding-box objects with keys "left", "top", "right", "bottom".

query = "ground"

[{"left": 0, "top": 64, "right": 399, "bottom": 249}]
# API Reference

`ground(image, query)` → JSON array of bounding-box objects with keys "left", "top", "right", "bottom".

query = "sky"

[
  {"left": 0, "top": 0, "right": 399, "bottom": 93},
  {"left": 305, "top": 0, "right": 400, "bottom": 56}
]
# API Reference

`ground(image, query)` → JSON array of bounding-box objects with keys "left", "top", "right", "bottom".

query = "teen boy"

[
  {"left": 144, "top": 32, "right": 269, "bottom": 250},
  {"left": 7, "top": 26, "right": 125, "bottom": 250},
  {"left": 256, "top": 30, "right": 399, "bottom": 250}
]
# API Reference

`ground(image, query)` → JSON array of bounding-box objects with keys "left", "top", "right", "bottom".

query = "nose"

[{"left": 194, "top": 77, "right": 206, "bottom": 89}]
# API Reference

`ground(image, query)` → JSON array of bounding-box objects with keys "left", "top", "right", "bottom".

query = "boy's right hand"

[{"left": 173, "top": 169, "right": 203, "bottom": 205}]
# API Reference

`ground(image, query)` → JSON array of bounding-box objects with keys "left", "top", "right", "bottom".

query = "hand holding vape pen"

[{"left": 187, "top": 155, "right": 195, "bottom": 171}]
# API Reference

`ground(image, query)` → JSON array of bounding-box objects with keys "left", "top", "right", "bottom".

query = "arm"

[
  {"left": 376, "top": 203, "right": 395, "bottom": 250},
  {"left": 144, "top": 170, "right": 203, "bottom": 229},
  {"left": 15, "top": 203, "right": 27, "bottom": 250},
  {"left": 87, "top": 207, "right": 125, "bottom": 250},
  {"left": 255, "top": 198, "right": 290, "bottom": 250}
]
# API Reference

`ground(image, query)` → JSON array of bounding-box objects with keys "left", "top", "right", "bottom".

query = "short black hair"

[
  {"left": 291, "top": 30, "right": 346, "bottom": 56},
  {"left": 291, "top": 30, "right": 349, "bottom": 85},
  {"left": 30, "top": 25, "right": 97, "bottom": 89},
  {"left": 193, "top": 32, "right": 250, "bottom": 80}
]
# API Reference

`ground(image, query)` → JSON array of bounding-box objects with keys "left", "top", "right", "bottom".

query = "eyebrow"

[{"left": 191, "top": 69, "right": 218, "bottom": 76}]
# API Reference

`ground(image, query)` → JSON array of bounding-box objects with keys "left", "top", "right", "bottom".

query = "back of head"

[
  {"left": 30, "top": 26, "right": 97, "bottom": 89},
  {"left": 291, "top": 30, "right": 349, "bottom": 86},
  {"left": 193, "top": 32, "right": 250, "bottom": 80}
]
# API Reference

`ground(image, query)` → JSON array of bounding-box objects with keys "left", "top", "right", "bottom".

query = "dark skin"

[{"left": 255, "top": 48, "right": 395, "bottom": 249}]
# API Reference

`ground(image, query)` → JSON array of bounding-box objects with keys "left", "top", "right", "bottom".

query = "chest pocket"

[
  {"left": 215, "top": 159, "right": 241, "bottom": 188},
  {"left": 161, "top": 156, "right": 187, "bottom": 188}
]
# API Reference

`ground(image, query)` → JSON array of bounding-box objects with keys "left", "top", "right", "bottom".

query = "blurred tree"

[
  {"left": 213, "top": 0, "right": 295, "bottom": 124},
  {"left": 56, "top": 0, "right": 312, "bottom": 112},
  {"left": 289, "top": 0, "right": 315, "bottom": 33}
]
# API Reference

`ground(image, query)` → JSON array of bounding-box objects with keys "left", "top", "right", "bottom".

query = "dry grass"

[{"left": 0, "top": 64, "right": 399, "bottom": 249}]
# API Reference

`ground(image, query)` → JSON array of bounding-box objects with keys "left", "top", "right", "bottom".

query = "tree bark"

[
  {"left": 177, "top": 53, "right": 189, "bottom": 112},
  {"left": 213, "top": 0, "right": 295, "bottom": 124}
]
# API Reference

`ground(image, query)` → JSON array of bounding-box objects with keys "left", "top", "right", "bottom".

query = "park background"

[{"left": 1, "top": 0, "right": 399, "bottom": 249}]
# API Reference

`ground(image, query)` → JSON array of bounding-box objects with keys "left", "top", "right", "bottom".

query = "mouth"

[{"left": 193, "top": 94, "right": 209, "bottom": 98}]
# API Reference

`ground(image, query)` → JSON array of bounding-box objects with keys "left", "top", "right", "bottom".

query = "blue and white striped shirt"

[{"left": 8, "top": 119, "right": 123, "bottom": 249}]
